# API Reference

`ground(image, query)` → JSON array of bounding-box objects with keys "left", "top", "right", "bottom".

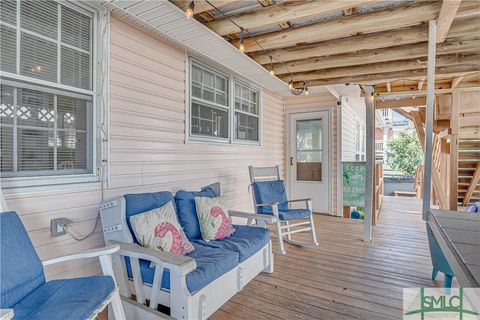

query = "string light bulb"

[
  {"left": 185, "top": 0, "right": 195, "bottom": 19},
  {"left": 239, "top": 28, "right": 245, "bottom": 53},
  {"left": 304, "top": 82, "right": 309, "bottom": 96},
  {"left": 288, "top": 81, "right": 293, "bottom": 90},
  {"left": 269, "top": 56, "right": 275, "bottom": 76}
]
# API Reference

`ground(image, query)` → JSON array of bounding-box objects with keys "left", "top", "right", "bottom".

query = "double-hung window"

[
  {"left": 189, "top": 60, "right": 261, "bottom": 144},
  {"left": 0, "top": 0, "right": 99, "bottom": 187}
]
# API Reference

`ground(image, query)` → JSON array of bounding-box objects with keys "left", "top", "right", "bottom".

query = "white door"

[{"left": 288, "top": 111, "right": 330, "bottom": 213}]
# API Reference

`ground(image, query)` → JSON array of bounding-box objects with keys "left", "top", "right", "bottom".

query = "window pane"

[
  {"left": 61, "top": 5, "right": 91, "bottom": 52},
  {"left": 192, "top": 65, "right": 202, "bottom": 82},
  {"left": 57, "top": 96, "right": 87, "bottom": 131},
  {"left": 20, "top": 33, "right": 58, "bottom": 82},
  {"left": 0, "top": 0, "right": 16, "bottom": 25},
  {"left": 20, "top": 0, "right": 58, "bottom": 40},
  {"left": 17, "top": 88, "right": 54, "bottom": 128},
  {"left": 1, "top": 25, "right": 16, "bottom": 73},
  {"left": 203, "top": 87, "right": 215, "bottom": 103},
  {"left": 215, "top": 76, "right": 226, "bottom": 92},
  {"left": 235, "top": 84, "right": 241, "bottom": 98},
  {"left": 17, "top": 128, "right": 54, "bottom": 171},
  {"left": 235, "top": 112, "right": 258, "bottom": 142},
  {"left": 203, "top": 70, "right": 214, "bottom": 87},
  {"left": 216, "top": 92, "right": 226, "bottom": 106},
  {"left": 0, "top": 126, "right": 14, "bottom": 172},
  {"left": 191, "top": 103, "right": 228, "bottom": 138},
  {"left": 0, "top": 85, "right": 15, "bottom": 125},
  {"left": 57, "top": 131, "right": 87, "bottom": 170},
  {"left": 61, "top": 46, "right": 91, "bottom": 89},
  {"left": 192, "top": 82, "right": 202, "bottom": 99}
]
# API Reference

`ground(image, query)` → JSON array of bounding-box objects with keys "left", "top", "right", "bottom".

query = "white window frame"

[
  {"left": 0, "top": 0, "right": 109, "bottom": 190},
  {"left": 186, "top": 58, "right": 262, "bottom": 146}
]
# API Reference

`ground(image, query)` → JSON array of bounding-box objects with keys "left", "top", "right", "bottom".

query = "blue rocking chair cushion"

[
  {"left": 277, "top": 209, "right": 311, "bottom": 221},
  {"left": 252, "top": 180, "right": 289, "bottom": 214},
  {"left": 12, "top": 276, "right": 115, "bottom": 320},
  {"left": 0, "top": 211, "right": 46, "bottom": 308},
  {"left": 124, "top": 191, "right": 174, "bottom": 244},
  {"left": 175, "top": 187, "right": 218, "bottom": 240}
]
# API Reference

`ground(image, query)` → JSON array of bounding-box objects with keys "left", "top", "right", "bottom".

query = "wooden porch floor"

[{"left": 211, "top": 196, "right": 443, "bottom": 320}]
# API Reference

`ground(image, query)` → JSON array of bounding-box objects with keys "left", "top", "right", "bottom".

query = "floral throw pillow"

[
  {"left": 129, "top": 201, "right": 194, "bottom": 255},
  {"left": 194, "top": 196, "right": 235, "bottom": 241}
]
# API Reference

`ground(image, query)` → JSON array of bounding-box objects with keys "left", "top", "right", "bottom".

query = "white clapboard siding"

[
  {"left": 4, "top": 16, "right": 285, "bottom": 279},
  {"left": 284, "top": 93, "right": 338, "bottom": 215},
  {"left": 341, "top": 103, "right": 357, "bottom": 161}
]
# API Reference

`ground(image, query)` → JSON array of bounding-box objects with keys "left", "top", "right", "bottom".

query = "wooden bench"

[{"left": 393, "top": 191, "right": 417, "bottom": 197}]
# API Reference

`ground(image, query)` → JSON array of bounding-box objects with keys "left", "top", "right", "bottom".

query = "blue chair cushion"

[
  {"left": 125, "top": 242, "right": 238, "bottom": 293},
  {"left": 192, "top": 225, "right": 270, "bottom": 262},
  {"left": 465, "top": 202, "right": 480, "bottom": 213},
  {"left": 124, "top": 191, "right": 174, "bottom": 244},
  {"left": 278, "top": 209, "right": 311, "bottom": 221},
  {"left": 12, "top": 276, "right": 115, "bottom": 320},
  {"left": 175, "top": 187, "right": 218, "bottom": 240},
  {"left": 0, "top": 211, "right": 46, "bottom": 308},
  {"left": 252, "top": 180, "right": 288, "bottom": 214}
]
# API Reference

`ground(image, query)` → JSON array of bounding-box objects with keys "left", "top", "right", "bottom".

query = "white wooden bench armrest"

[
  {"left": 110, "top": 241, "right": 196, "bottom": 276},
  {"left": 0, "top": 309, "right": 14, "bottom": 320},
  {"left": 254, "top": 202, "right": 279, "bottom": 207},
  {"left": 42, "top": 245, "right": 120, "bottom": 266},
  {"left": 287, "top": 198, "right": 312, "bottom": 203},
  {"left": 228, "top": 210, "right": 277, "bottom": 224}
]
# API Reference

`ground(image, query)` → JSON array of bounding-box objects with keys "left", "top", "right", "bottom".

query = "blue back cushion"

[
  {"left": 252, "top": 180, "right": 288, "bottom": 214},
  {"left": 124, "top": 191, "right": 174, "bottom": 244},
  {"left": 0, "top": 211, "right": 46, "bottom": 308},
  {"left": 175, "top": 187, "right": 217, "bottom": 240}
]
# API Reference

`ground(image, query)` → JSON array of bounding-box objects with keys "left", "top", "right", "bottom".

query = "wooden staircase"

[{"left": 458, "top": 134, "right": 480, "bottom": 206}]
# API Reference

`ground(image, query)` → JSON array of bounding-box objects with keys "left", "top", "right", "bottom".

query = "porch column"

[
  {"left": 363, "top": 86, "right": 375, "bottom": 242},
  {"left": 422, "top": 20, "right": 437, "bottom": 220}
]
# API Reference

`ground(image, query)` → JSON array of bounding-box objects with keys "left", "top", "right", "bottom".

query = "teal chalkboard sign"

[{"left": 343, "top": 162, "right": 366, "bottom": 207}]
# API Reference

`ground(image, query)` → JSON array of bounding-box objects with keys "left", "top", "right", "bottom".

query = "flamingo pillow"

[
  {"left": 194, "top": 196, "right": 235, "bottom": 241},
  {"left": 129, "top": 201, "right": 194, "bottom": 255}
]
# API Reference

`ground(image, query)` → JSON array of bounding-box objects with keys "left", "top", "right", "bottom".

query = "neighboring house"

[{"left": 375, "top": 108, "right": 413, "bottom": 163}]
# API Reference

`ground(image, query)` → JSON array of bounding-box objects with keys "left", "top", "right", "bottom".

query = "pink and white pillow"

[
  {"left": 194, "top": 196, "right": 235, "bottom": 241},
  {"left": 129, "top": 201, "right": 194, "bottom": 255}
]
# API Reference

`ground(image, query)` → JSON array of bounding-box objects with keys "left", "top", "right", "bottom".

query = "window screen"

[{"left": 0, "top": 1, "right": 95, "bottom": 180}]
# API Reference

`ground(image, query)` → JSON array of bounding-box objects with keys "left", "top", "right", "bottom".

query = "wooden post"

[
  {"left": 363, "top": 87, "right": 375, "bottom": 242},
  {"left": 422, "top": 20, "right": 437, "bottom": 220},
  {"left": 449, "top": 92, "right": 459, "bottom": 210}
]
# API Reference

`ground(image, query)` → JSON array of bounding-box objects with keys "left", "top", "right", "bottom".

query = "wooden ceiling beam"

[
  {"left": 270, "top": 37, "right": 479, "bottom": 75},
  {"left": 233, "top": 1, "right": 480, "bottom": 53},
  {"left": 437, "top": 0, "right": 462, "bottom": 43},
  {"left": 374, "top": 82, "right": 480, "bottom": 97},
  {"left": 451, "top": 76, "right": 465, "bottom": 89},
  {"left": 170, "top": 0, "right": 237, "bottom": 14},
  {"left": 418, "top": 79, "right": 425, "bottom": 91},
  {"left": 290, "top": 65, "right": 480, "bottom": 87},
  {"left": 207, "top": 0, "right": 376, "bottom": 36},
  {"left": 375, "top": 97, "right": 427, "bottom": 109},
  {"left": 250, "top": 16, "right": 478, "bottom": 65},
  {"left": 280, "top": 54, "right": 480, "bottom": 82}
]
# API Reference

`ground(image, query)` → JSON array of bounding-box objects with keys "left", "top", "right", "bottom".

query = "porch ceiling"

[
  {"left": 171, "top": 0, "right": 480, "bottom": 95},
  {"left": 99, "top": 0, "right": 293, "bottom": 95}
]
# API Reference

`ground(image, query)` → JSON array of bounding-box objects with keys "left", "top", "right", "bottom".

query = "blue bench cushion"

[
  {"left": 0, "top": 211, "right": 46, "bottom": 308},
  {"left": 278, "top": 209, "right": 311, "bottom": 221},
  {"left": 12, "top": 276, "right": 115, "bottom": 320},
  {"left": 252, "top": 180, "right": 289, "bottom": 214},
  {"left": 175, "top": 187, "right": 217, "bottom": 240},
  {"left": 124, "top": 191, "right": 174, "bottom": 244},
  {"left": 192, "top": 225, "right": 270, "bottom": 262},
  {"left": 125, "top": 242, "right": 238, "bottom": 293}
]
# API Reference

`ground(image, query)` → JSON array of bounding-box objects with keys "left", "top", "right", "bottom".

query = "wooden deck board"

[{"left": 212, "top": 196, "right": 443, "bottom": 319}]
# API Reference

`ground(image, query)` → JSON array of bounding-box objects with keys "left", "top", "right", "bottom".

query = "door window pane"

[{"left": 296, "top": 119, "right": 322, "bottom": 181}]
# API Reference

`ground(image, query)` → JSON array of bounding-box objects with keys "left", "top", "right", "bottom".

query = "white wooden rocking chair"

[{"left": 249, "top": 166, "right": 319, "bottom": 254}]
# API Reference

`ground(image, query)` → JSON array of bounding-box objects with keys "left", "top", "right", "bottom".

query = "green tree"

[{"left": 386, "top": 130, "right": 423, "bottom": 175}]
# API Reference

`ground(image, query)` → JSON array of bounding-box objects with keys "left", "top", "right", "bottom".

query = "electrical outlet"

[{"left": 51, "top": 218, "right": 73, "bottom": 237}]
